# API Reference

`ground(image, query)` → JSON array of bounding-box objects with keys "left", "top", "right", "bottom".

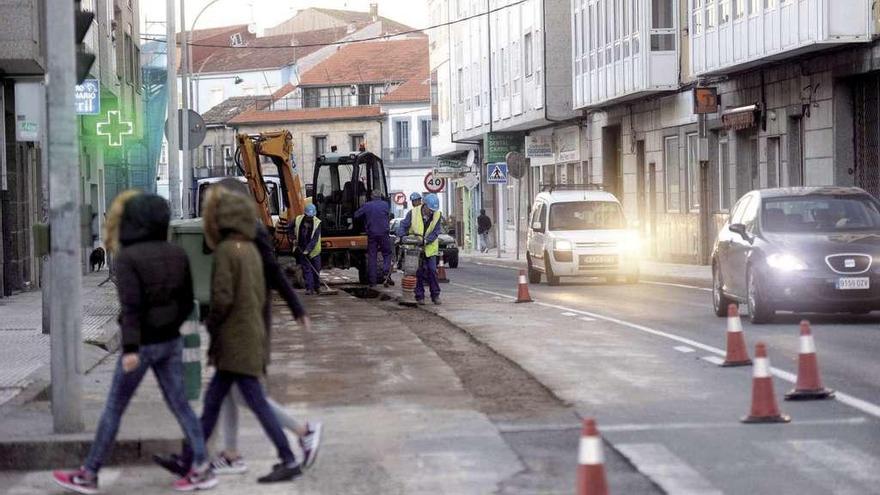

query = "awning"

[{"left": 721, "top": 104, "right": 761, "bottom": 131}]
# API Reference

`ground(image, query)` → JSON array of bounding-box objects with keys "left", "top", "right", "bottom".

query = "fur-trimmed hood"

[
  {"left": 103, "top": 189, "right": 142, "bottom": 254},
  {"left": 203, "top": 186, "right": 258, "bottom": 249}
]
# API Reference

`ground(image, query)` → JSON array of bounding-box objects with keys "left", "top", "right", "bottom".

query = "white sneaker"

[
  {"left": 300, "top": 422, "right": 323, "bottom": 469},
  {"left": 209, "top": 454, "right": 248, "bottom": 475}
]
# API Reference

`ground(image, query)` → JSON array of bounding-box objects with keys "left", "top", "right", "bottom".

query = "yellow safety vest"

[
  {"left": 294, "top": 215, "right": 322, "bottom": 258},
  {"left": 409, "top": 205, "right": 442, "bottom": 258}
]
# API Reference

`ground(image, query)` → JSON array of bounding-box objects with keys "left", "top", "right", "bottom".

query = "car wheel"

[
  {"left": 544, "top": 253, "right": 560, "bottom": 286},
  {"left": 747, "top": 267, "right": 774, "bottom": 324},
  {"left": 713, "top": 262, "right": 734, "bottom": 317},
  {"left": 527, "top": 253, "right": 541, "bottom": 284}
]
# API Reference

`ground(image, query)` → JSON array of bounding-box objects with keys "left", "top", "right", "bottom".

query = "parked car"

[
  {"left": 390, "top": 217, "right": 459, "bottom": 268},
  {"left": 712, "top": 187, "right": 880, "bottom": 323},
  {"left": 526, "top": 185, "right": 640, "bottom": 286}
]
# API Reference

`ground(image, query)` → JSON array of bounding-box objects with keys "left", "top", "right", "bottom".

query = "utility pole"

[
  {"left": 180, "top": 0, "right": 191, "bottom": 217},
  {"left": 167, "top": 0, "right": 181, "bottom": 217},
  {"left": 46, "top": 0, "right": 84, "bottom": 433}
]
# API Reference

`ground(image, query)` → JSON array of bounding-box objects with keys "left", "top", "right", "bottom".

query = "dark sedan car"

[{"left": 712, "top": 187, "right": 880, "bottom": 323}]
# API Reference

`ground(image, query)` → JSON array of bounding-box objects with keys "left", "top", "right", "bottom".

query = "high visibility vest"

[
  {"left": 294, "top": 215, "right": 322, "bottom": 258},
  {"left": 409, "top": 205, "right": 441, "bottom": 258}
]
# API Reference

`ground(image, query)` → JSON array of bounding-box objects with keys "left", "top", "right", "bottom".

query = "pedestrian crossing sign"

[{"left": 487, "top": 163, "right": 509, "bottom": 184}]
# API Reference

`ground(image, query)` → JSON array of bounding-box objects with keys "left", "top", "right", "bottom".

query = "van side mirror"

[{"left": 532, "top": 221, "right": 543, "bottom": 231}]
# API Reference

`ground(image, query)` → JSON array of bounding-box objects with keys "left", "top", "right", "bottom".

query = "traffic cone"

[
  {"left": 437, "top": 257, "right": 450, "bottom": 283},
  {"left": 398, "top": 274, "right": 419, "bottom": 307},
  {"left": 742, "top": 342, "right": 791, "bottom": 424},
  {"left": 515, "top": 270, "right": 533, "bottom": 303},
  {"left": 785, "top": 320, "right": 834, "bottom": 401},
  {"left": 721, "top": 304, "right": 752, "bottom": 367},
  {"left": 576, "top": 418, "right": 608, "bottom": 495}
]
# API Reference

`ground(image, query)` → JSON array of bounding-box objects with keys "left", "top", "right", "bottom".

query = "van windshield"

[{"left": 549, "top": 201, "right": 625, "bottom": 231}]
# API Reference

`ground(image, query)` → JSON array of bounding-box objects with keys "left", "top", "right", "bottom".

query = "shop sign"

[
  {"left": 525, "top": 134, "right": 553, "bottom": 158},
  {"left": 556, "top": 127, "right": 580, "bottom": 163}
]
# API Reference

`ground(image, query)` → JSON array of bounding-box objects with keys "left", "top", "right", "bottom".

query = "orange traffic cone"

[
  {"left": 515, "top": 270, "right": 533, "bottom": 303},
  {"left": 742, "top": 342, "right": 791, "bottom": 424},
  {"left": 785, "top": 320, "right": 834, "bottom": 401},
  {"left": 437, "top": 258, "right": 449, "bottom": 283},
  {"left": 721, "top": 304, "right": 752, "bottom": 367},
  {"left": 398, "top": 275, "right": 419, "bottom": 307},
  {"left": 577, "top": 418, "right": 609, "bottom": 495}
]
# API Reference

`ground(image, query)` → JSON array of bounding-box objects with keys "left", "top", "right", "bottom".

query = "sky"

[{"left": 141, "top": 0, "right": 430, "bottom": 36}]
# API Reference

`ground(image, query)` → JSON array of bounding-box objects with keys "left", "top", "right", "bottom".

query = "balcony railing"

[
  {"left": 270, "top": 91, "right": 389, "bottom": 111},
  {"left": 381, "top": 147, "right": 436, "bottom": 167}
]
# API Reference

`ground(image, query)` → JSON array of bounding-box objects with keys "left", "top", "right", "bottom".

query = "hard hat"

[
  {"left": 424, "top": 193, "right": 440, "bottom": 211},
  {"left": 410, "top": 192, "right": 422, "bottom": 202},
  {"left": 305, "top": 204, "right": 317, "bottom": 217}
]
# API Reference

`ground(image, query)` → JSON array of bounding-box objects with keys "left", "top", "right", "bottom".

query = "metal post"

[
  {"left": 45, "top": 0, "right": 84, "bottom": 433},
  {"left": 698, "top": 113, "right": 711, "bottom": 265},
  {"left": 515, "top": 177, "right": 521, "bottom": 261},
  {"left": 496, "top": 183, "right": 501, "bottom": 259},
  {"left": 179, "top": 0, "right": 191, "bottom": 217},
  {"left": 166, "top": 0, "right": 180, "bottom": 217}
]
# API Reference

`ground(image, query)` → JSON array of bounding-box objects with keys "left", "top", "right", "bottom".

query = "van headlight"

[
  {"left": 554, "top": 239, "right": 573, "bottom": 251},
  {"left": 553, "top": 239, "right": 574, "bottom": 262}
]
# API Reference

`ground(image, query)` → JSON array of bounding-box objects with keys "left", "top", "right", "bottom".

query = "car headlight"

[
  {"left": 766, "top": 253, "right": 807, "bottom": 271},
  {"left": 554, "top": 239, "right": 573, "bottom": 251}
]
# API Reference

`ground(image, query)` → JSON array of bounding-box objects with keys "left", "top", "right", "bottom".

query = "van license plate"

[
  {"left": 580, "top": 255, "right": 617, "bottom": 265},
  {"left": 836, "top": 277, "right": 870, "bottom": 290}
]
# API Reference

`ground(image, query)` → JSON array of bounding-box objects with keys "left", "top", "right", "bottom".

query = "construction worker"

[
  {"left": 354, "top": 190, "right": 394, "bottom": 287},
  {"left": 410, "top": 192, "right": 422, "bottom": 209},
  {"left": 398, "top": 193, "right": 442, "bottom": 305},
  {"left": 295, "top": 204, "right": 322, "bottom": 295}
]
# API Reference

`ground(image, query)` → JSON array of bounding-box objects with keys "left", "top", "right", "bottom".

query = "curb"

[{"left": 0, "top": 435, "right": 182, "bottom": 470}]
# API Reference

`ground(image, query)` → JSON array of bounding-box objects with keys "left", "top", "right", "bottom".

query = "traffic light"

[{"left": 74, "top": 0, "right": 96, "bottom": 84}]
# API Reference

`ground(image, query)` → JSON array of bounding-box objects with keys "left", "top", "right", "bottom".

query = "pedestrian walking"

[
  {"left": 181, "top": 187, "right": 302, "bottom": 483},
  {"left": 477, "top": 209, "right": 492, "bottom": 253},
  {"left": 355, "top": 190, "right": 394, "bottom": 287},
  {"left": 53, "top": 191, "right": 216, "bottom": 494},
  {"left": 295, "top": 204, "right": 322, "bottom": 295},
  {"left": 399, "top": 193, "right": 443, "bottom": 305}
]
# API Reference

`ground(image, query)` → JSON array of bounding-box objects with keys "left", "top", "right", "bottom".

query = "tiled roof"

[
  {"left": 271, "top": 83, "right": 296, "bottom": 100},
  {"left": 228, "top": 105, "right": 383, "bottom": 125},
  {"left": 299, "top": 38, "right": 428, "bottom": 86},
  {"left": 202, "top": 95, "right": 272, "bottom": 125},
  {"left": 310, "top": 8, "right": 416, "bottom": 33},
  {"left": 382, "top": 76, "right": 430, "bottom": 103}
]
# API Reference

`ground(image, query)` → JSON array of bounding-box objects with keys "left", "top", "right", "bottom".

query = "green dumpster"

[{"left": 169, "top": 219, "right": 213, "bottom": 307}]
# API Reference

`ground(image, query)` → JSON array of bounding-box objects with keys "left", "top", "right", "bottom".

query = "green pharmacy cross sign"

[{"left": 96, "top": 110, "right": 133, "bottom": 147}]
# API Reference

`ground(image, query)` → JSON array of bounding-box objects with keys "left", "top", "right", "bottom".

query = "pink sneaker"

[
  {"left": 172, "top": 466, "right": 219, "bottom": 492},
  {"left": 52, "top": 468, "right": 98, "bottom": 494}
]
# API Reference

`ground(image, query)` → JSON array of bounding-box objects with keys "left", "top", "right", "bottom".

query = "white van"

[{"left": 526, "top": 185, "right": 640, "bottom": 285}]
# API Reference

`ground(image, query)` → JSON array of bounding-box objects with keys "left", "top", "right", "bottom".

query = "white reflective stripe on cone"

[
  {"left": 183, "top": 347, "right": 201, "bottom": 363},
  {"left": 519, "top": 275, "right": 528, "bottom": 284},
  {"left": 727, "top": 316, "right": 743, "bottom": 333},
  {"left": 578, "top": 436, "right": 604, "bottom": 465},
  {"left": 753, "top": 357, "right": 770, "bottom": 378},
  {"left": 800, "top": 335, "right": 816, "bottom": 354}
]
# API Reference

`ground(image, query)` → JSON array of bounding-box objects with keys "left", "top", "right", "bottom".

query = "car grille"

[
  {"left": 576, "top": 241, "right": 617, "bottom": 249},
  {"left": 825, "top": 254, "right": 872, "bottom": 274}
]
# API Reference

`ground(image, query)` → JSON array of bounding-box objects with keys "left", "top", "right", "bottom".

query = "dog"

[{"left": 89, "top": 247, "right": 106, "bottom": 272}]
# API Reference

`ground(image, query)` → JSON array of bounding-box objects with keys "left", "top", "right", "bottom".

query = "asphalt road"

[{"left": 432, "top": 260, "right": 880, "bottom": 494}]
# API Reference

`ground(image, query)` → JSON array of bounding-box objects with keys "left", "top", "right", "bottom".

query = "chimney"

[{"left": 369, "top": 3, "right": 378, "bottom": 21}]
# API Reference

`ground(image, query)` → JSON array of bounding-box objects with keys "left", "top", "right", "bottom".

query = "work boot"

[
  {"left": 416, "top": 299, "right": 426, "bottom": 306},
  {"left": 432, "top": 296, "right": 442, "bottom": 305}
]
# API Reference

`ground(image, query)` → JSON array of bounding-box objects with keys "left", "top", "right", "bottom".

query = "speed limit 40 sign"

[{"left": 424, "top": 171, "right": 446, "bottom": 193}]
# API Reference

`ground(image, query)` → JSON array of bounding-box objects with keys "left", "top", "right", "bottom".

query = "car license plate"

[
  {"left": 836, "top": 277, "right": 870, "bottom": 290},
  {"left": 580, "top": 255, "right": 617, "bottom": 265}
]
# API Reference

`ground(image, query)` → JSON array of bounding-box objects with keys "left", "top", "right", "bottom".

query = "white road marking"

[
  {"left": 580, "top": 316, "right": 596, "bottom": 322},
  {"left": 615, "top": 443, "right": 722, "bottom": 495},
  {"left": 604, "top": 417, "right": 867, "bottom": 432},
  {"left": 701, "top": 356, "right": 725, "bottom": 366},
  {"left": 450, "top": 282, "right": 880, "bottom": 420},
  {"left": 561, "top": 312, "right": 577, "bottom": 317},
  {"left": 759, "top": 439, "right": 880, "bottom": 493},
  {"left": 674, "top": 346, "right": 696, "bottom": 353},
  {"left": 643, "top": 281, "right": 713, "bottom": 292}
]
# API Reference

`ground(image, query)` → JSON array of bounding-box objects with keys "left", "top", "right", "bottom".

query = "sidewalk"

[
  {"left": 0, "top": 272, "right": 120, "bottom": 409},
  {"left": 460, "top": 249, "right": 712, "bottom": 287}
]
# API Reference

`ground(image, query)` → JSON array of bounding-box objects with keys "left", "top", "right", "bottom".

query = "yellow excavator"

[{"left": 235, "top": 130, "right": 389, "bottom": 284}]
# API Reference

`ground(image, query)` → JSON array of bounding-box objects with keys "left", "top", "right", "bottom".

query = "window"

[
  {"left": 419, "top": 120, "right": 432, "bottom": 155},
  {"left": 653, "top": 0, "right": 676, "bottom": 50},
  {"left": 734, "top": 0, "right": 745, "bottom": 18},
  {"left": 718, "top": 137, "right": 730, "bottom": 211},
  {"left": 394, "top": 119, "right": 410, "bottom": 159},
  {"left": 531, "top": 203, "right": 546, "bottom": 232},
  {"left": 764, "top": 0, "right": 776, "bottom": 9},
  {"left": 692, "top": 0, "right": 704, "bottom": 35},
  {"left": 706, "top": 0, "right": 717, "bottom": 29},
  {"left": 741, "top": 194, "right": 760, "bottom": 231},
  {"left": 203, "top": 146, "right": 214, "bottom": 169},
  {"left": 350, "top": 134, "right": 365, "bottom": 152},
  {"left": 221, "top": 145, "right": 232, "bottom": 167},
  {"left": 524, "top": 32, "right": 533, "bottom": 76},
  {"left": 314, "top": 136, "right": 327, "bottom": 159},
  {"left": 730, "top": 195, "right": 751, "bottom": 224},
  {"left": 549, "top": 201, "right": 626, "bottom": 231},
  {"left": 749, "top": 0, "right": 760, "bottom": 14},
  {"left": 762, "top": 196, "right": 880, "bottom": 233},
  {"left": 687, "top": 133, "right": 700, "bottom": 211},
  {"left": 665, "top": 136, "right": 681, "bottom": 212},
  {"left": 720, "top": 0, "right": 731, "bottom": 23},
  {"left": 457, "top": 68, "right": 464, "bottom": 103}
]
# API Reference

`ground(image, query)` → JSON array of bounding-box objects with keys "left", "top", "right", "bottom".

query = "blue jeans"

[
  {"left": 415, "top": 255, "right": 440, "bottom": 300},
  {"left": 183, "top": 370, "right": 295, "bottom": 467},
  {"left": 85, "top": 338, "right": 206, "bottom": 474},
  {"left": 298, "top": 253, "right": 321, "bottom": 291},
  {"left": 367, "top": 235, "right": 393, "bottom": 285}
]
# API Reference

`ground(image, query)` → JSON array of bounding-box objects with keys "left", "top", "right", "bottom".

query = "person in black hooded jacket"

[{"left": 53, "top": 192, "right": 217, "bottom": 494}]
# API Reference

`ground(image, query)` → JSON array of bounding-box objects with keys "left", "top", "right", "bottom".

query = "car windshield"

[
  {"left": 762, "top": 196, "right": 880, "bottom": 232},
  {"left": 548, "top": 201, "right": 625, "bottom": 231}
]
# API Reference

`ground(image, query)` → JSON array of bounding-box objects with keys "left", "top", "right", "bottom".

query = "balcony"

[
  {"left": 269, "top": 91, "right": 388, "bottom": 111},
  {"left": 691, "top": 0, "right": 872, "bottom": 77},
  {"left": 381, "top": 147, "right": 437, "bottom": 167}
]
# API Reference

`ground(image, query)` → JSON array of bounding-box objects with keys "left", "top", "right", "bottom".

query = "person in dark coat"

[
  {"left": 355, "top": 190, "right": 394, "bottom": 287},
  {"left": 477, "top": 209, "right": 492, "bottom": 253},
  {"left": 53, "top": 192, "right": 216, "bottom": 493}
]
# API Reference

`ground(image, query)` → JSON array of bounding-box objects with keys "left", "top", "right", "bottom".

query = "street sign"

[
  {"left": 487, "top": 163, "right": 509, "bottom": 185},
  {"left": 74, "top": 79, "right": 100, "bottom": 115},
  {"left": 485, "top": 132, "right": 524, "bottom": 163},
  {"left": 392, "top": 192, "right": 407, "bottom": 205},
  {"left": 424, "top": 171, "right": 446, "bottom": 193},
  {"left": 164, "top": 109, "right": 207, "bottom": 150},
  {"left": 525, "top": 134, "right": 553, "bottom": 158},
  {"left": 506, "top": 151, "right": 526, "bottom": 179},
  {"left": 96, "top": 110, "right": 133, "bottom": 147},
  {"left": 693, "top": 87, "right": 719, "bottom": 114}
]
